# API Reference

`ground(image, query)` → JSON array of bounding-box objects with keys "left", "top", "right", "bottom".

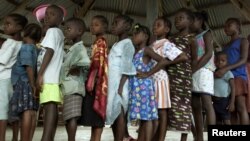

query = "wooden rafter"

[
  {"left": 230, "top": 0, "right": 250, "bottom": 22},
  {"left": 0, "top": 0, "right": 31, "bottom": 25},
  {"left": 91, "top": 7, "right": 146, "bottom": 18},
  {"left": 74, "top": 0, "right": 95, "bottom": 18},
  {"left": 147, "top": 0, "right": 158, "bottom": 28},
  {"left": 212, "top": 21, "right": 250, "bottom": 31},
  {"left": 196, "top": 1, "right": 230, "bottom": 11},
  {"left": 6, "top": 0, "right": 21, "bottom": 6},
  {"left": 122, "top": 0, "right": 129, "bottom": 14},
  {"left": 11, "top": 0, "right": 31, "bottom": 13},
  {"left": 158, "top": 0, "right": 163, "bottom": 17}
]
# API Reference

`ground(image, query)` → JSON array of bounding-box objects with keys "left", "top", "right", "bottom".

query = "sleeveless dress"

[
  {"left": 167, "top": 34, "right": 194, "bottom": 132},
  {"left": 223, "top": 38, "right": 248, "bottom": 96},
  {"left": 192, "top": 30, "right": 216, "bottom": 95},
  {"left": 128, "top": 49, "right": 158, "bottom": 121}
]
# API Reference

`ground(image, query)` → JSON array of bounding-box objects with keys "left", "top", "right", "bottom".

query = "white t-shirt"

[
  {"left": 0, "top": 39, "right": 22, "bottom": 80},
  {"left": 39, "top": 27, "right": 64, "bottom": 84}
]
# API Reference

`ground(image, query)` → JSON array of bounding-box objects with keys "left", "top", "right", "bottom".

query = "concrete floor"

[{"left": 6, "top": 125, "right": 208, "bottom": 141}]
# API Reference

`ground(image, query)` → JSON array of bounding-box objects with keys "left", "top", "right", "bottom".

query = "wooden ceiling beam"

[
  {"left": 91, "top": 7, "right": 146, "bottom": 18},
  {"left": 196, "top": 1, "right": 230, "bottom": 11},
  {"left": 230, "top": 0, "right": 250, "bottom": 22},
  {"left": 74, "top": 0, "right": 95, "bottom": 18},
  {"left": 0, "top": 0, "right": 31, "bottom": 26},
  {"left": 165, "top": 1, "right": 230, "bottom": 17},
  {"left": 211, "top": 21, "right": 250, "bottom": 31},
  {"left": 6, "top": 0, "right": 21, "bottom": 6}
]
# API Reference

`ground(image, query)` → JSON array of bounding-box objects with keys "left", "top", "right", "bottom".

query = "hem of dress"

[
  {"left": 192, "top": 91, "right": 214, "bottom": 96},
  {"left": 167, "top": 128, "right": 192, "bottom": 134}
]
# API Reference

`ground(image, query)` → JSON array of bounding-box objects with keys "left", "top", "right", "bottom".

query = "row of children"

[{"left": 1, "top": 3, "right": 250, "bottom": 141}]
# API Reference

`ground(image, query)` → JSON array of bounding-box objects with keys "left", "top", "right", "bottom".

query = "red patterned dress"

[{"left": 81, "top": 37, "right": 108, "bottom": 127}]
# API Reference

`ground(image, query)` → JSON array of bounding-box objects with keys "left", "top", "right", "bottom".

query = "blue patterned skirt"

[{"left": 9, "top": 79, "right": 39, "bottom": 122}]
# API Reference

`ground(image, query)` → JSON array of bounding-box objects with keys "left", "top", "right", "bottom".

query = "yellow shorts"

[{"left": 40, "top": 84, "right": 62, "bottom": 104}]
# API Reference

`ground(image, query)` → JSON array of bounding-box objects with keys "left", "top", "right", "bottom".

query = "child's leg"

[
  {"left": 0, "top": 120, "right": 7, "bottom": 141},
  {"left": 191, "top": 94, "right": 203, "bottom": 141},
  {"left": 156, "top": 109, "right": 167, "bottom": 141},
  {"left": 29, "top": 111, "right": 37, "bottom": 140},
  {"left": 201, "top": 95, "right": 216, "bottom": 125},
  {"left": 91, "top": 127, "right": 103, "bottom": 141},
  {"left": 223, "top": 120, "right": 231, "bottom": 125},
  {"left": 180, "top": 133, "right": 188, "bottom": 141},
  {"left": 21, "top": 110, "right": 33, "bottom": 141},
  {"left": 235, "top": 96, "right": 249, "bottom": 124},
  {"left": 137, "top": 121, "right": 144, "bottom": 141},
  {"left": 41, "top": 102, "right": 58, "bottom": 141},
  {"left": 230, "top": 112, "right": 238, "bottom": 125},
  {"left": 124, "top": 111, "right": 131, "bottom": 139},
  {"left": 12, "top": 121, "right": 19, "bottom": 141},
  {"left": 191, "top": 115, "right": 197, "bottom": 139},
  {"left": 144, "top": 121, "right": 153, "bottom": 141},
  {"left": 152, "top": 119, "right": 159, "bottom": 141},
  {"left": 111, "top": 107, "right": 125, "bottom": 141},
  {"left": 65, "top": 118, "right": 78, "bottom": 141}
]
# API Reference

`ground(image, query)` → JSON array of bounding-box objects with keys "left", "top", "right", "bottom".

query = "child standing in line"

[
  {"left": 191, "top": 11, "right": 216, "bottom": 141},
  {"left": 216, "top": 18, "right": 249, "bottom": 125},
  {"left": 151, "top": 16, "right": 186, "bottom": 141},
  {"left": 36, "top": 5, "right": 66, "bottom": 141},
  {"left": 81, "top": 15, "right": 108, "bottom": 141},
  {"left": 106, "top": 14, "right": 136, "bottom": 141},
  {"left": 0, "top": 13, "right": 27, "bottom": 141},
  {"left": 129, "top": 23, "right": 173, "bottom": 141},
  {"left": 61, "top": 17, "right": 90, "bottom": 141},
  {"left": 167, "top": 8, "right": 197, "bottom": 141},
  {"left": 213, "top": 52, "right": 235, "bottom": 125},
  {"left": 9, "top": 23, "right": 42, "bottom": 141}
]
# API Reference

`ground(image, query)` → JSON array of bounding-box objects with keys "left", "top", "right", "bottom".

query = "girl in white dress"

[{"left": 106, "top": 14, "right": 136, "bottom": 141}]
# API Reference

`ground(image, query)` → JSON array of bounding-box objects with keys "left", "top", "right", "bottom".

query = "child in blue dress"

[
  {"left": 216, "top": 18, "right": 249, "bottom": 124},
  {"left": 9, "top": 23, "right": 42, "bottom": 141},
  {"left": 129, "top": 23, "right": 170, "bottom": 141}
]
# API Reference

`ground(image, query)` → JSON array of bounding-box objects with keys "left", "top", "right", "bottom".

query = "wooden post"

[{"left": 146, "top": 0, "right": 159, "bottom": 29}]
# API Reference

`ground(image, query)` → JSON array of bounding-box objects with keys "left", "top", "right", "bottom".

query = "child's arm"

[
  {"left": 36, "top": 48, "right": 54, "bottom": 92},
  {"left": 20, "top": 45, "right": 37, "bottom": 98},
  {"left": 26, "top": 66, "right": 36, "bottom": 98},
  {"left": 118, "top": 75, "right": 128, "bottom": 96},
  {"left": 191, "top": 38, "right": 198, "bottom": 73},
  {"left": 193, "top": 31, "right": 213, "bottom": 72},
  {"left": 118, "top": 42, "right": 136, "bottom": 95},
  {"left": 216, "top": 38, "right": 249, "bottom": 77},
  {"left": 138, "top": 47, "right": 170, "bottom": 77},
  {"left": 227, "top": 78, "right": 235, "bottom": 112}
]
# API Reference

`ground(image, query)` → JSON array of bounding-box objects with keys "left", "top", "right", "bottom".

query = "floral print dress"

[{"left": 129, "top": 49, "right": 158, "bottom": 121}]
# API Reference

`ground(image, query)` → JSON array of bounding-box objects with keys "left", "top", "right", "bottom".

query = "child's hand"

[
  {"left": 36, "top": 75, "right": 43, "bottom": 93},
  {"left": 31, "top": 85, "right": 38, "bottom": 99},
  {"left": 118, "top": 87, "right": 123, "bottom": 97},
  {"left": 227, "top": 100, "right": 235, "bottom": 112},
  {"left": 137, "top": 71, "right": 149, "bottom": 78},
  {"left": 215, "top": 68, "right": 227, "bottom": 78}
]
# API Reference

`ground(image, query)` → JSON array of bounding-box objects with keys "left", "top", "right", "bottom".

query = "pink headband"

[{"left": 32, "top": 4, "right": 67, "bottom": 22}]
